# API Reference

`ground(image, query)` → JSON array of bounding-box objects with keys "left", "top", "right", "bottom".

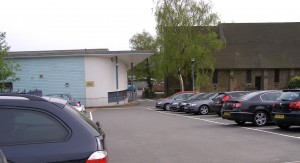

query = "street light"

[{"left": 191, "top": 58, "right": 195, "bottom": 91}]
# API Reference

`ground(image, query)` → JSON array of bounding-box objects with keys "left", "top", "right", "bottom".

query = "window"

[
  {"left": 212, "top": 70, "right": 218, "bottom": 84},
  {"left": 246, "top": 70, "right": 252, "bottom": 83},
  {"left": 108, "top": 90, "right": 127, "bottom": 103},
  {"left": 274, "top": 69, "right": 280, "bottom": 83},
  {"left": 261, "top": 92, "right": 282, "bottom": 101},
  {"left": 0, "top": 109, "right": 70, "bottom": 145}
]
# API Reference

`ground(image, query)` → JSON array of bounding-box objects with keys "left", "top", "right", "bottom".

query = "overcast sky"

[{"left": 1, "top": 0, "right": 300, "bottom": 52}]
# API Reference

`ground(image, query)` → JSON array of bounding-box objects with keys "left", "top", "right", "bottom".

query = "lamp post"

[{"left": 191, "top": 58, "right": 195, "bottom": 91}]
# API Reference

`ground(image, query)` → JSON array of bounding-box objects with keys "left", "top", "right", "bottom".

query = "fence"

[{"left": 77, "top": 92, "right": 137, "bottom": 108}]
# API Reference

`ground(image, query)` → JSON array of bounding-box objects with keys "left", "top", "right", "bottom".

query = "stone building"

[{"left": 204, "top": 22, "right": 300, "bottom": 92}]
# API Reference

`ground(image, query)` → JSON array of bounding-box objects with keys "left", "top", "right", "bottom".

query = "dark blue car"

[{"left": 0, "top": 93, "right": 107, "bottom": 163}]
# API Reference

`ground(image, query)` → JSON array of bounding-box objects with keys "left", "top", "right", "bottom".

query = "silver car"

[{"left": 185, "top": 92, "right": 219, "bottom": 115}]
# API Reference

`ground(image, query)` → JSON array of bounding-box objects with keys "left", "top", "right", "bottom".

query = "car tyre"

[
  {"left": 234, "top": 120, "right": 246, "bottom": 125},
  {"left": 253, "top": 111, "right": 268, "bottom": 126},
  {"left": 277, "top": 124, "right": 291, "bottom": 130},
  {"left": 217, "top": 111, "right": 221, "bottom": 116},
  {"left": 163, "top": 103, "right": 170, "bottom": 111},
  {"left": 199, "top": 105, "right": 209, "bottom": 115}
]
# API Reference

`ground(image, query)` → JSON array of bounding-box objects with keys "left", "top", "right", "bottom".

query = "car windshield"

[
  {"left": 201, "top": 93, "right": 216, "bottom": 100},
  {"left": 214, "top": 94, "right": 225, "bottom": 100},
  {"left": 169, "top": 93, "right": 190, "bottom": 99},
  {"left": 188, "top": 94, "right": 203, "bottom": 100},
  {"left": 277, "top": 92, "right": 300, "bottom": 101}
]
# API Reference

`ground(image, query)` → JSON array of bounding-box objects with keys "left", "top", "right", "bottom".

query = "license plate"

[
  {"left": 274, "top": 114, "right": 284, "bottom": 119},
  {"left": 223, "top": 112, "right": 230, "bottom": 116}
]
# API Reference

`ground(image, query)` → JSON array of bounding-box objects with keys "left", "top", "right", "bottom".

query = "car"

[
  {"left": 127, "top": 85, "right": 136, "bottom": 92},
  {"left": 155, "top": 91, "right": 199, "bottom": 110},
  {"left": 221, "top": 90, "right": 282, "bottom": 126},
  {"left": 272, "top": 89, "right": 300, "bottom": 129},
  {"left": 170, "top": 93, "right": 205, "bottom": 112},
  {"left": 46, "top": 93, "right": 86, "bottom": 112},
  {"left": 0, "top": 93, "right": 107, "bottom": 163},
  {"left": 184, "top": 92, "right": 220, "bottom": 115},
  {"left": 212, "top": 91, "right": 250, "bottom": 116}
]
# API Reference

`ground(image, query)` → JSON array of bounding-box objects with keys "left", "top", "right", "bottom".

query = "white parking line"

[
  {"left": 139, "top": 99, "right": 155, "bottom": 102},
  {"left": 89, "top": 111, "right": 93, "bottom": 121},
  {"left": 146, "top": 108, "right": 229, "bottom": 125},
  {"left": 241, "top": 127, "right": 300, "bottom": 140},
  {"left": 146, "top": 108, "right": 300, "bottom": 140},
  {"left": 283, "top": 161, "right": 300, "bottom": 163}
]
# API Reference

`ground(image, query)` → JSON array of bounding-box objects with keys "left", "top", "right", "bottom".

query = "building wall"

[
  {"left": 13, "top": 57, "right": 86, "bottom": 103},
  {"left": 84, "top": 56, "right": 128, "bottom": 106},
  {"left": 208, "top": 69, "right": 300, "bottom": 92}
]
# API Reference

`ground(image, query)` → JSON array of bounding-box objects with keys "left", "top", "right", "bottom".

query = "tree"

[
  {"left": 0, "top": 32, "right": 20, "bottom": 91},
  {"left": 154, "top": 0, "right": 223, "bottom": 92},
  {"left": 288, "top": 76, "right": 300, "bottom": 89},
  {"left": 129, "top": 30, "right": 158, "bottom": 97}
]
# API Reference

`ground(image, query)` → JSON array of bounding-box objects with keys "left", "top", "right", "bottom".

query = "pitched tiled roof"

[{"left": 214, "top": 22, "right": 300, "bottom": 69}]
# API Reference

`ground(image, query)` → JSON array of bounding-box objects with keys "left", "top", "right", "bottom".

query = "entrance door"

[{"left": 255, "top": 76, "right": 261, "bottom": 90}]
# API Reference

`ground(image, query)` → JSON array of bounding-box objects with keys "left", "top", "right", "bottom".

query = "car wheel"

[
  {"left": 164, "top": 103, "right": 170, "bottom": 111},
  {"left": 253, "top": 111, "right": 268, "bottom": 126},
  {"left": 234, "top": 120, "right": 246, "bottom": 125},
  {"left": 199, "top": 105, "right": 209, "bottom": 115},
  {"left": 217, "top": 111, "right": 221, "bottom": 116},
  {"left": 278, "top": 124, "right": 291, "bottom": 130}
]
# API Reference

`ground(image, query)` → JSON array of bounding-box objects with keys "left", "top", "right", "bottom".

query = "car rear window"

[
  {"left": 238, "top": 91, "right": 262, "bottom": 101},
  {"left": 229, "top": 92, "right": 250, "bottom": 98},
  {"left": 64, "top": 105, "right": 100, "bottom": 133}
]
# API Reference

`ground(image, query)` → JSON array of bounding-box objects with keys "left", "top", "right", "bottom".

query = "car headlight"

[
  {"left": 173, "top": 103, "right": 178, "bottom": 105},
  {"left": 191, "top": 103, "right": 197, "bottom": 106},
  {"left": 157, "top": 102, "right": 162, "bottom": 104},
  {"left": 181, "top": 102, "right": 186, "bottom": 105}
]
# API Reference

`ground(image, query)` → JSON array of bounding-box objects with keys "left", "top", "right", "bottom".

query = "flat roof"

[{"left": 7, "top": 49, "right": 155, "bottom": 68}]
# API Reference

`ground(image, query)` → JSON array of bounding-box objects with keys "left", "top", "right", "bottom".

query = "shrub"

[
  {"left": 142, "top": 89, "right": 156, "bottom": 98},
  {"left": 288, "top": 76, "right": 300, "bottom": 89}
]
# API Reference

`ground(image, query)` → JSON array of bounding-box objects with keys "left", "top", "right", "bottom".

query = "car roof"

[
  {"left": 175, "top": 91, "right": 199, "bottom": 94},
  {"left": 42, "top": 96, "right": 68, "bottom": 105},
  {"left": 282, "top": 89, "right": 300, "bottom": 92},
  {"left": 0, "top": 93, "right": 68, "bottom": 106}
]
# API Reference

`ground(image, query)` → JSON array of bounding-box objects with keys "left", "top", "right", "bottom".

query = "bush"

[
  {"left": 142, "top": 89, "right": 156, "bottom": 98},
  {"left": 288, "top": 76, "right": 300, "bottom": 89}
]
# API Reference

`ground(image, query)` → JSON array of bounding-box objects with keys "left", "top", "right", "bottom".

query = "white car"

[{"left": 45, "top": 94, "right": 86, "bottom": 112}]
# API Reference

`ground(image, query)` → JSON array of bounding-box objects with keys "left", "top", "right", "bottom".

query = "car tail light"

[
  {"left": 222, "top": 95, "right": 230, "bottom": 102},
  {"left": 233, "top": 102, "right": 241, "bottom": 108},
  {"left": 289, "top": 101, "right": 300, "bottom": 109},
  {"left": 86, "top": 150, "right": 108, "bottom": 163}
]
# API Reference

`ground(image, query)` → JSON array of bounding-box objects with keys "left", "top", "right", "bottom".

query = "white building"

[{"left": 7, "top": 49, "right": 154, "bottom": 107}]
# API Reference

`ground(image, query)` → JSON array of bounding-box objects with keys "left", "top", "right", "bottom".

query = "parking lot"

[{"left": 92, "top": 99, "right": 300, "bottom": 163}]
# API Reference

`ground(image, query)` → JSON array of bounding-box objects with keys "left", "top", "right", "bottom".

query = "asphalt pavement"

[{"left": 91, "top": 96, "right": 300, "bottom": 163}]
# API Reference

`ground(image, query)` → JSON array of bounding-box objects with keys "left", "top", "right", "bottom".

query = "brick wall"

[{"left": 205, "top": 69, "right": 300, "bottom": 92}]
